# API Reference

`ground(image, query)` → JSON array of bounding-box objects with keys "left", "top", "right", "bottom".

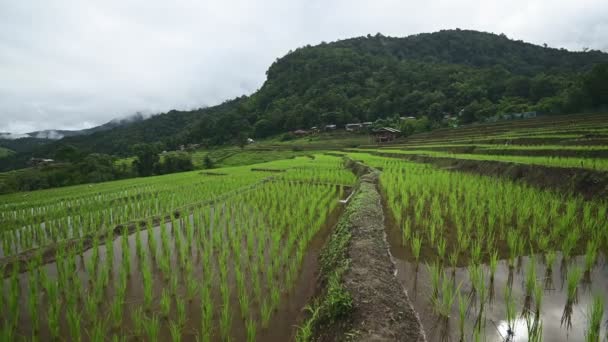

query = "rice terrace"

[
  {"left": 0, "top": 112, "right": 606, "bottom": 341},
  {"left": 1, "top": 10, "right": 608, "bottom": 342}
]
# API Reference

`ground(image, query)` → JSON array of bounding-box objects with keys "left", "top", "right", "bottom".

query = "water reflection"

[{"left": 388, "top": 245, "right": 608, "bottom": 341}]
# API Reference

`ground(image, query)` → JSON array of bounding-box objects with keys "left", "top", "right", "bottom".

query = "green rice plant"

[
  {"left": 436, "top": 237, "right": 447, "bottom": 262},
  {"left": 170, "top": 321, "right": 182, "bottom": 342},
  {"left": 534, "top": 278, "right": 544, "bottom": 315},
  {"left": 431, "top": 275, "right": 460, "bottom": 318},
  {"left": 261, "top": 299, "right": 272, "bottom": 329},
  {"left": 199, "top": 296, "right": 213, "bottom": 342},
  {"left": 132, "top": 306, "right": 145, "bottom": 337},
  {"left": 506, "top": 230, "right": 518, "bottom": 268},
  {"left": 176, "top": 297, "right": 187, "bottom": 327},
  {"left": 110, "top": 295, "right": 124, "bottom": 328},
  {"left": 85, "top": 293, "right": 99, "bottom": 320},
  {"left": 561, "top": 229, "right": 579, "bottom": 261},
  {"left": 566, "top": 266, "right": 583, "bottom": 304},
  {"left": 239, "top": 286, "right": 251, "bottom": 319},
  {"left": 402, "top": 217, "right": 412, "bottom": 244},
  {"left": 246, "top": 318, "right": 257, "bottom": 342},
  {"left": 585, "top": 294, "right": 604, "bottom": 342},
  {"left": 489, "top": 250, "right": 498, "bottom": 281},
  {"left": 67, "top": 306, "right": 82, "bottom": 342},
  {"left": 457, "top": 292, "right": 468, "bottom": 339},
  {"left": 525, "top": 313, "right": 543, "bottom": 342},
  {"left": 505, "top": 286, "right": 516, "bottom": 339},
  {"left": 470, "top": 239, "right": 482, "bottom": 265},
  {"left": 160, "top": 289, "right": 171, "bottom": 318},
  {"left": 584, "top": 240, "right": 598, "bottom": 273},
  {"left": 27, "top": 275, "right": 40, "bottom": 333},
  {"left": 0, "top": 326, "right": 15, "bottom": 341},
  {"left": 411, "top": 234, "right": 422, "bottom": 263},
  {"left": 144, "top": 315, "right": 160, "bottom": 342},
  {"left": 271, "top": 286, "right": 281, "bottom": 310},
  {"left": 88, "top": 319, "right": 105, "bottom": 342},
  {"left": 47, "top": 301, "right": 61, "bottom": 340},
  {"left": 220, "top": 301, "right": 232, "bottom": 339},
  {"left": 448, "top": 249, "right": 459, "bottom": 270},
  {"left": 186, "top": 274, "right": 198, "bottom": 301},
  {"left": 427, "top": 263, "right": 441, "bottom": 301},
  {"left": 525, "top": 259, "right": 537, "bottom": 297},
  {"left": 468, "top": 264, "right": 482, "bottom": 295}
]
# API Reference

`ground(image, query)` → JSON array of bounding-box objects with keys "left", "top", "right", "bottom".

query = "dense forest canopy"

[{"left": 1, "top": 29, "right": 607, "bottom": 173}]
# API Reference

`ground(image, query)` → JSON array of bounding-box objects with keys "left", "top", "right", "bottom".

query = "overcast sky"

[{"left": 1, "top": 0, "right": 607, "bottom": 133}]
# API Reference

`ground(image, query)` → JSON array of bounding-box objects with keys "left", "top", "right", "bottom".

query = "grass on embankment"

[{"left": 295, "top": 175, "right": 359, "bottom": 341}]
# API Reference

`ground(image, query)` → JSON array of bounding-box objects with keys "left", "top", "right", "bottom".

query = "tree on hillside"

[
  {"left": 203, "top": 155, "right": 214, "bottom": 169},
  {"left": 158, "top": 152, "right": 193, "bottom": 174},
  {"left": 132, "top": 143, "right": 161, "bottom": 177},
  {"left": 583, "top": 63, "right": 608, "bottom": 107}
]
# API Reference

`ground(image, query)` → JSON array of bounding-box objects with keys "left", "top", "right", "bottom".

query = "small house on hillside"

[
  {"left": 362, "top": 122, "right": 373, "bottom": 127},
  {"left": 371, "top": 127, "right": 401, "bottom": 143},
  {"left": 345, "top": 123, "right": 363, "bottom": 131},
  {"left": 29, "top": 158, "right": 54, "bottom": 167},
  {"left": 293, "top": 129, "right": 310, "bottom": 136},
  {"left": 324, "top": 124, "right": 337, "bottom": 131}
]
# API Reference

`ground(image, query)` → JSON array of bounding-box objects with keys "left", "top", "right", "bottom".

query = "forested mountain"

[
  {"left": 247, "top": 29, "right": 607, "bottom": 134},
  {"left": 2, "top": 29, "right": 607, "bottom": 171}
]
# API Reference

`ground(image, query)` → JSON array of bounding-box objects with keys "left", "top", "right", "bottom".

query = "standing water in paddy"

[
  {"left": 0, "top": 156, "right": 356, "bottom": 341},
  {"left": 349, "top": 153, "right": 608, "bottom": 341}
]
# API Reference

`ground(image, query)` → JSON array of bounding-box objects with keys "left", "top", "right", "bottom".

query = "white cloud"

[{"left": 0, "top": 0, "right": 606, "bottom": 133}]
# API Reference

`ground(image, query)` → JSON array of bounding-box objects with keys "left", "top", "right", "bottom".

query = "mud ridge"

[
  {"left": 310, "top": 160, "right": 425, "bottom": 341},
  {"left": 342, "top": 166, "right": 425, "bottom": 341}
]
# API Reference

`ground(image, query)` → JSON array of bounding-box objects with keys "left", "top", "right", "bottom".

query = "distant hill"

[
  {"left": 0, "top": 113, "right": 146, "bottom": 141},
  {"left": 1, "top": 29, "right": 607, "bottom": 171}
]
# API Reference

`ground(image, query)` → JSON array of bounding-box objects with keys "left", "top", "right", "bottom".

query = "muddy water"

[
  {"left": 2, "top": 195, "right": 346, "bottom": 341},
  {"left": 385, "top": 220, "right": 608, "bottom": 341}
]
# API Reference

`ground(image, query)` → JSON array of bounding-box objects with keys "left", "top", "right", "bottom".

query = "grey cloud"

[{"left": 1, "top": 0, "right": 606, "bottom": 133}]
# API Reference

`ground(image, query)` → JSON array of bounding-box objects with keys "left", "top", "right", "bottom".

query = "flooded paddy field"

[
  {"left": 0, "top": 155, "right": 357, "bottom": 341},
  {"left": 348, "top": 151, "right": 608, "bottom": 342},
  {"left": 387, "top": 224, "right": 608, "bottom": 341}
]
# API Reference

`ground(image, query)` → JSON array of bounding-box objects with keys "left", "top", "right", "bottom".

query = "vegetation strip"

[
  {"left": 0, "top": 177, "right": 274, "bottom": 276},
  {"left": 299, "top": 160, "right": 424, "bottom": 341},
  {"left": 368, "top": 152, "right": 608, "bottom": 200}
]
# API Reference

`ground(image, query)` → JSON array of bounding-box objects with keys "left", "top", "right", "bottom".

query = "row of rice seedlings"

[
  {"left": 358, "top": 154, "right": 608, "bottom": 340},
  {"left": 0, "top": 156, "right": 349, "bottom": 340},
  {"left": 0, "top": 172, "right": 267, "bottom": 257},
  {"left": 0, "top": 153, "right": 348, "bottom": 234},
  {"left": 354, "top": 147, "right": 608, "bottom": 171}
]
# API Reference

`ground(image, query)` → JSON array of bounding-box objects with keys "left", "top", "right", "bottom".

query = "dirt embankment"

[
  {"left": 376, "top": 152, "right": 608, "bottom": 200},
  {"left": 307, "top": 160, "right": 425, "bottom": 341}
]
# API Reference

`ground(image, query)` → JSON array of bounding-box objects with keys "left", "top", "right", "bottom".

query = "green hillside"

[
  {"left": 2, "top": 29, "right": 607, "bottom": 172},
  {"left": 0, "top": 147, "right": 14, "bottom": 158}
]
